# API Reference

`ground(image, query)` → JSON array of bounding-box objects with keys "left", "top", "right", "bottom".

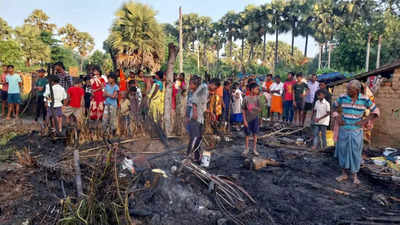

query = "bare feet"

[
  {"left": 336, "top": 174, "right": 349, "bottom": 182},
  {"left": 353, "top": 177, "right": 360, "bottom": 185},
  {"left": 311, "top": 146, "right": 317, "bottom": 150},
  {"left": 241, "top": 149, "right": 249, "bottom": 158},
  {"left": 6, "top": 117, "right": 10, "bottom": 120},
  {"left": 253, "top": 149, "right": 260, "bottom": 156}
]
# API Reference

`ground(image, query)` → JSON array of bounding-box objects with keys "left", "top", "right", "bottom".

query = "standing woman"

[
  {"left": 89, "top": 66, "right": 106, "bottom": 121},
  {"left": 148, "top": 71, "right": 164, "bottom": 122},
  {"left": 334, "top": 80, "right": 379, "bottom": 185}
]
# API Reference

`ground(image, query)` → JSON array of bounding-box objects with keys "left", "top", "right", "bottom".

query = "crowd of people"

[{"left": 0, "top": 62, "right": 380, "bottom": 184}]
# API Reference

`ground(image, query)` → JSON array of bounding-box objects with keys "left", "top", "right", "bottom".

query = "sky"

[{"left": 1, "top": 0, "right": 318, "bottom": 57}]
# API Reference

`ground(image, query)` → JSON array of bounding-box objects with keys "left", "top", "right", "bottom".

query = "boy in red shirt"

[{"left": 63, "top": 79, "right": 85, "bottom": 126}]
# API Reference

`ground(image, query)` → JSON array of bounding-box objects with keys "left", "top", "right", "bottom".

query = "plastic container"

[
  {"left": 201, "top": 151, "right": 211, "bottom": 167},
  {"left": 326, "top": 130, "right": 334, "bottom": 147}
]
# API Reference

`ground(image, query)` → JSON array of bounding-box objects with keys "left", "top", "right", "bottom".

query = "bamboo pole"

[
  {"left": 366, "top": 32, "right": 371, "bottom": 72},
  {"left": 376, "top": 35, "right": 382, "bottom": 69}
]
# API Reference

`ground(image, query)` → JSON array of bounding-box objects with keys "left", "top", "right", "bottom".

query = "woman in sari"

[
  {"left": 89, "top": 66, "right": 106, "bottom": 120},
  {"left": 148, "top": 71, "right": 164, "bottom": 122}
]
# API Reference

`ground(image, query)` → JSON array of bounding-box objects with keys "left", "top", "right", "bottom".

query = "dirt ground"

[{"left": 0, "top": 123, "right": 399, "bottom": 225}]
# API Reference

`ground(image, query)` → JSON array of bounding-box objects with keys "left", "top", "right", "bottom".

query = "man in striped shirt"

[{"left": 333, "top": 80, "right": 379, "bottom": 185}]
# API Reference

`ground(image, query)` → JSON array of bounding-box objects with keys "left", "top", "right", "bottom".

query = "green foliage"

[
  {"left": 51, "top": 46, "right": 80, "bottom": 69},
  {"left": 0, "top": 17, "right": 13, "bottom": 40},
  {"left": 85, "top": 50, "right": 113, "bottom": 74},
  {"left": 0, "top": 40, "right": 24, "bottom": 67}
]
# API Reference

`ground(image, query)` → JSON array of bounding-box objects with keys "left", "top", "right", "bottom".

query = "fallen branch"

[
  {"left": 264, "top": 142, "right": 311, "bottom": 151},
  {"left": 364, "top": 216, "right": 400, "bottom": 223},
  {"left": 73, "top": 149, "right": 84, "bottom": 198}
]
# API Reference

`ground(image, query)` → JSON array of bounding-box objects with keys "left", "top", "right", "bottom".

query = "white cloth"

[
  {"left": 232, "top": 89, "right": 243, "bottom": 114},
  {"left": 270, "top": 82, "right": 284, "bottom": 96},
  {"left": 314, "top": 98, "right": 330, "bottom": 126},
  {"left": 43, "top": 84, "right": 67, "bottom": 107},
  {"left": 306, "top": 81, "right": 319, "bottom": 103}
]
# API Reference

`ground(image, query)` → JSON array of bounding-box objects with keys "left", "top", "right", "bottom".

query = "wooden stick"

[
  {"left": 364, "top": 216, "right": 400, "bottom": 223},
  {"left": 256, "top": 128, "right": 287, "bottom": 140},
  {"left": 264, "top": 142, "right": 311, "bottom": 151},
  {"left": 73, "top": 149, "right": 84, "bottom": 198}
]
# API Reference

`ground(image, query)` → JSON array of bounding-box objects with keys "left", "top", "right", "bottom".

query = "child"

[
  {"left": 5, "top": 65, "right": 22, "bottom": 120},
  {"left": 128, "top": 79, "right": 142, "bottom": 104},
  {"left": 34, "top": 69, "right": 48, "bottom": 122},
  {"left": 64, "top": 79, "right": 85, "bottom": 126},
  {"left": 119, "top": 91, "right": 130, "bottom": 136},
  {"left": 230, "top": 83, "right": 243, "bottom": 131},
  {"left": 1, "top": 65, "right": 8, "bottom": 118},
  {"left": 242, "top": 82, "right": 261, "bottom": 157},
  {"left": 103, "top": 74, "right": 119, "bottom": 133},
  {"left": 43, "top": 75, "right": 67, "bottom": 133},
  {"left": 312, "top": 91, "right": 330, "bottom": 150}
]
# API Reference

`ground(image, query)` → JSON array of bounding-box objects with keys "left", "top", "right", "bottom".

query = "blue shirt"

[
  {"left": 6, "top": 74, "right": 22, "bottom": 94},
  {"left": 154, "top": 79, "right": 163, "bottom": 91},
  {"left": 334, "top": 93, "right": 377, "bottom": 130},
  {"left": 104, "top": 84, "right": 119, "bottom": 107}
]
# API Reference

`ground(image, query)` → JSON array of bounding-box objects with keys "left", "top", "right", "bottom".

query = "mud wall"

[{"left": 332, "top": 67, "right": 400, "bottom": 147}]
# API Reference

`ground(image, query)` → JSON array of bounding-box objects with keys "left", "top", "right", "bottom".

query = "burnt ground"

[{"left": 0, "top": 128, "right": 399, "bottom": 225}]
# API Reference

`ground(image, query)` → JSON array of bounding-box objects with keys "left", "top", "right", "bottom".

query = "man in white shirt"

[
  {"left": 270, "top": 75, "right": 284, "bottom": 121},
  {"left": 43, "top": 75, "right": 67, "bottom": 133},
  {"left": 312, "top": 91, "right": 330, "bottom": 150},
  {"left": 304, "top": 74, "right": 320, "bottom": 124}
]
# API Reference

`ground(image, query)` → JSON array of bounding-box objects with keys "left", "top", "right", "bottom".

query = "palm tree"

[
  {"left": 297, "top": 0, "right": 315, "bottom": 57},
  {"left": 266, "top": 0, "right": 291, "bottom": 73},
  {"left": 198, "top": 16, "right": 213, "bottom": 67},
  {"left": 243, "top": 5, "right": 263, "bottom": 62},
  {"left": 259, "top": 4, "right": 273, "bottom": 61},
  {"left": 109, "top": 1, "right": 164, "bottom": 72},
  {"left": 24, "top": 9, "right": 56, "bottom": 33},
  {"left": 287, "top": 0, "right": 305, "bottom": 56},
  {"left": 220, "top": 11, "right": 239, "bottom": 57},
  {"left": 179, "top": 13, "right": 200, "bottom": 51}
]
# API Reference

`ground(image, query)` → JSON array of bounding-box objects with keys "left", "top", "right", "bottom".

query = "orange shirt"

[
  {"left": 264, "top": 81, "right": 273, "bottom": 92},
  {"left": 216, "top": 86, "right": 223, "bottom": 98}
]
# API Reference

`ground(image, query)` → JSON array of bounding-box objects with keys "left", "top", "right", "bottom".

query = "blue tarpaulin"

[{"left": 318, "top": 72, "right": 353, "bottom": 83}]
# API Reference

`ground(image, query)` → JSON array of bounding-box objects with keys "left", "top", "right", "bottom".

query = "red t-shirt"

[
  {"left": 67, "top": 86, "right": 85, "bottom": 108},
  {"left": 283, "top": 80, "right": 296, "bottom": 101}
]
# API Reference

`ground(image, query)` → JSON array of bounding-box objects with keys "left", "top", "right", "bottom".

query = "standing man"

[
  {"left": 293, "top": 73, "right": 309, "bottom": 127},
  {"left": 1, "top": 65, "right": 8, "bottom": 118},
  {"left": 5, "top": 65, "right": 22, "bottom": 120},
  {"left": 283, "top": 72, "right": 296, "bottom": 125},
  {"left": 304, "top": 74, "right": 319, "bottom": 125},
  {"left": 314, "top": 81, "right": 332, "bottom": 105},
  {"left": 270, "top": 76, "right": 284, "bottom": 122},
  {"left": 334, "top": 80, "right": 379, "bottom": 185},
  {"left": 34, "top": 69, "right": 48, "bottom": 122},
  {"left": 186, "top": 75, "right": 209, "bottom": 164},
  {"left": 54, "top": 62, "right": 73, "bottom": 91}
]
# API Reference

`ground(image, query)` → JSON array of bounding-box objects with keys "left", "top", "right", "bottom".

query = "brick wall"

[{"left": 332, "top": 67, "right": 400, "bottom": 147}]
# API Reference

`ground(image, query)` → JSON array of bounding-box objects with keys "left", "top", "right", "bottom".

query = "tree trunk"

[
  {"left": 274, "top": 28, "right": 279, "bottom": 74},
  {"left": 248, "top": 43, "right": 254, "bottom": 63},
  {"left": 262, "top": 32, "right": 267, "bottom": 61},
  {"left": 328, "top": 43, "right": 331, "bottom": 69},
  {"left": 179, "top": 6, "right": 183, "bottom": 73},
  {"left": 192, "top": 40, "right": 195, "bottom": 52},
  {"left": 304, "top": 34, "right": 308, "bottom": 57},
  {"left": 164, "top": 43, "right": 179, "bottom": 136},
  {"left": 229, "top": 35, "right": 233, "bottom": 57},
  {"left": 366, "top": 32, "right": 371, "bottom": 72},
  {"left": 318, "top": 43, "right": 322, "bottom": 70},
  {"left": 203, "top": 42, "right": 207, "bottom": 66},
  {"left": 376, "top": 35, "right": 382, "bottom": 69},
  {"left": 291, "top": 22, "right": 295, "bottom": 56},
  {"left": 197, "top": 43, "right": 200, "bottom": 72},
  {"left": 241, "top": 38, "right": 244, "bottom": 61}
]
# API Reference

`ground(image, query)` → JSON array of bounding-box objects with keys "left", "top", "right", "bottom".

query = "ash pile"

[{"left": 1, "top": 128, "right": 400, "bottom": 225}]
